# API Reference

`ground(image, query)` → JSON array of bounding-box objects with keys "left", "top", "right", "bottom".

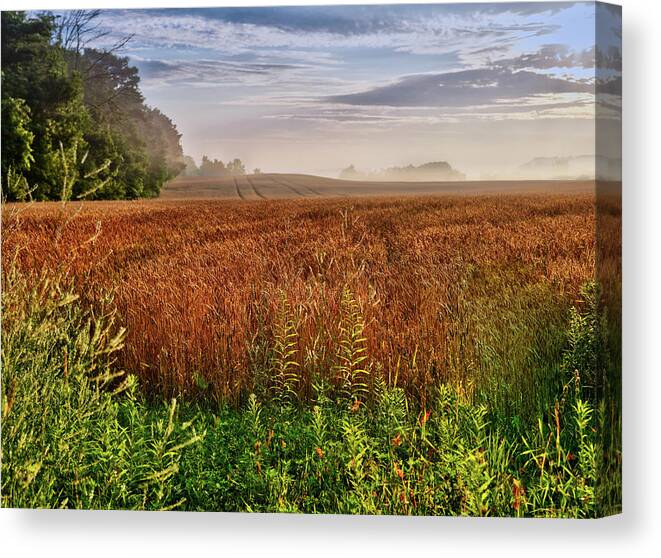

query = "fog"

[{"left": 88, "top": 4, "right": 621, "bottom": 181}]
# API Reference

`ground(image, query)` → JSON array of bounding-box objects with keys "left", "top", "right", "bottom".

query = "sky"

[{"left": 85, "top": 2, "right": 622, "bottom": 178}]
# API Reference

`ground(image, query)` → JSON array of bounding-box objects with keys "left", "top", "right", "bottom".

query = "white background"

[{"left": 1, "top": 0, "right": 658, "bottom": 556}]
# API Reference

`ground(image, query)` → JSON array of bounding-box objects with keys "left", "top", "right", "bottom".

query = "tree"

[
  {"left": 1, "top": 11, "right": 185, "bottom": 201},
  {"left": 227, "top": 158, "right": 246, "bottom": 176},
  {"left": 199, "top": 156, "right": 226, "bottom": 177},
  {"left": 1, "top": 97, "right": 34, "bottom": 179},
  {"left": 197, "top": 156, "right": 247, "bottom": 177},
  {"left": 77, "top": 48, "right": 144, "bottom": 118},
  {"left": 339, "top": 164, "right": 360, "bottom": 180},
  {"left": 1, "top": 11, "right": 89, "bottom": 199},
  {"left": 183, "top": 156, "right": 199, "bottom": 176},
  {"left": 55, "top": 10, "right": 133, "bottom": 77}
]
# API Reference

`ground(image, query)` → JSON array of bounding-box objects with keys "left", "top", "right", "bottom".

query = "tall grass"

[
  {"left": 1, "top": 266, "right": 620, "bottom": 516},
  {"left": 1, "top": 269, "right": 203, "bottom": 510},
  {"left": 1, "top": 190, "right": 619, "bottom": 515},
  {"left": 1, "top": 194, "right": 596, "bottom": 404}
]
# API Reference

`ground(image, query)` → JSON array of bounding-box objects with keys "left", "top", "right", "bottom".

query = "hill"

[{"left": 160, "top": 173, "right": 594, "bottom": 200}]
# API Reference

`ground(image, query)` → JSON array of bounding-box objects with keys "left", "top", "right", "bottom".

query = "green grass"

[
  {"left": 0, "top": 269, "right": 203, "bottom": 510},
  {"left": 0, "top": 269, "right": 621, "bottom": 516}
]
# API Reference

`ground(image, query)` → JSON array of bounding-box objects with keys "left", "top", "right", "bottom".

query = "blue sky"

[{"left": 85, "top": 2, "right": 621, "bottom": 177}]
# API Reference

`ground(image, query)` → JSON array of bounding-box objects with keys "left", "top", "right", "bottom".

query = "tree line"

[
  {"left": 183, "top": 155, "right": 251, "bottom": 178},
  {"left": 340, "top": 161, "right": 465, "bottom": 182},
  {"left": 1, "top": 11, "right": 185, "bottom": 201}
]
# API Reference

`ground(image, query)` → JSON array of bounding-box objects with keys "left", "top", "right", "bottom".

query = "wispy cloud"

[
  {"left": 64, "top": 3, "right": 618, "bottom": 177},
  {"left": 92, "top": 4, "right": 577, "bottom": 45},
  {"left": 132, "top": 57, "right": 310, "bottom": 87},
  {"left": 90, "top": 6, "right": 569, "bottom": 66},
  {"left": 327, "top": 68, "right": 592, "bottom": 108},
  {"left": 266, "top": 93, "right": 594, "bottom": 127},
  {"left": 492, "top": 44, "right": 596, "bottom": 70}
]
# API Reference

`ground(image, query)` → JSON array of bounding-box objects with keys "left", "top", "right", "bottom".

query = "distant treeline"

[
  {"left": 1, "top": 11, "right": 185, "bottom": 201},
  {"left": 340, "top": 161, "right": 465, "bottom": 182},
  {"left": 183, "top": 155, "right": 254, "bottom": 177}
]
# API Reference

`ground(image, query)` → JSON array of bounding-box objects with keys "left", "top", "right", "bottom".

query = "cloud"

[
  {"left": 265, "top": 91, "right": 595, "bottom": 129},
  {"left": 117, "top": 4, "right": 578, "bottom": 37},
  {"left": 328, "top": 68, "right": 592, "bottom": 108},
  {"left": 499, "top": 2, "right": 578, "bottom": 16},
  {"left": 489, "top": 43, "right": 621, "bottom": 74},
  {"left": 131, "top": 57, "right": 309, "bottom": 87},
  {"left": 54, "top": 2, "right": 607, "bottom": 173},
  {"left": 596, "top": 76, "right": 622, "bottom": 96},
  {"left": 266, "top": 109, "right": 404, "bottom": 125},
  {"left": 470, "top": 45, "right": 511, "bottom": 56},
  {"left": 596, "top": 46, "right": 622, "bottom": 71},
  {"left": 87, "top": 7, "right": 564, "bottom": 64},
  {"left": 492, "top": 44, "right": 596, "bottom": 70}
]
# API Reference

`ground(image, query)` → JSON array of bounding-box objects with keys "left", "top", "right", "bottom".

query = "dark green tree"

[
  {"left": 2, "top": 10, "right": 185, "bottom": 201},
  {"left": 2, "top": 11, "right": 89, "bottom": 200}
]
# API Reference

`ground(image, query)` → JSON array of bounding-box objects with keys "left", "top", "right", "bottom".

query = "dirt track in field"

[{"left": 160, "top": 173, "right": 595, "bottom": 200}]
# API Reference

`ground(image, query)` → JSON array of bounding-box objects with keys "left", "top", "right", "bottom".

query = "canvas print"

[{"left": 1, "top": 2, "right": 621, "bottom": 517}]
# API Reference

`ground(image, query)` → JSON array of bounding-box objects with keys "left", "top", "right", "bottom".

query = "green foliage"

[
  {"left": 1, "top": 270, "right": 203, "bottom": 510},
  {"left": 1, "top": 11, "right": 184, "bottom": 201},
  {"left": 182, "top": 155, "right": 199, "bottom": 177},
  {"left": 3, "top": 166, "right": 32, "bottom": 201},
  {"left": 520, "top": 398, "right": 598, "bottom": 518},
  {"left": 1, "top": 96, "right": 35, "bottom": 178},
  {"left": 54, "top": 139, "right": 114, "bottom": 201},
  {"left": 1, "top": 271, "right": 619, "bottom": 516},
  {"left": 445, "top": 269, "right": 571, "bottom": 431},
  {"left": 1, "top": 11, "right": 88, "bottom": 200},
  {"left": 561, "top": 281, "right": 621, "bottom": 515},
  {"left": 336, "top": 286, "right": 370, "bottom": 404},
  {"left": 564, "top": 281, "right": 603, "bottom": 395},
  {"left": 172, "top": 374, "right": 610, "bottom": 517},
  {"left": 270, "top": 293, "right": 301, "bottom": 406},
  {"left": 197, "top": 155, "right": 246, "bottom": 177}
]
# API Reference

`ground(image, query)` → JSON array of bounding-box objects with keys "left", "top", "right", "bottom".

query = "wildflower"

[{"left": 419, "top": 408, "right": 432, "bottom": 427}]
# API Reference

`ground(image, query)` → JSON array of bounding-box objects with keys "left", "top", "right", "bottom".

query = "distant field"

[{"left": 161, "top": 173, "right": 595, "bottom": 200}]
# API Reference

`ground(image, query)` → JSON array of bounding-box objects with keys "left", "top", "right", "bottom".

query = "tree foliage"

[
  {"left": 195, "top": 155, "right": 246, "bottom": 177},
  {"left": 1, "top": 10, "right": 184, "bottom": 200}
]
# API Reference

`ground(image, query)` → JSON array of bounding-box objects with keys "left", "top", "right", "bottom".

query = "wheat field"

[
  {"left": 2, "top": 186, "right": 624, "bottom": 516},
  {"left": 2, "top": 190, "right": 596, "bottom": 407}
]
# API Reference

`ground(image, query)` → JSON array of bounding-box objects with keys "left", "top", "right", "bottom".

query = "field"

[
  {"left": 4, "top": 184, "right": 595, "bottom": 403},
  {"left": 161, "top": 173, "right": 594, "bottom": 200},
  {"left": 1, "top": 180, "right": 621, "bottom": 516}
]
